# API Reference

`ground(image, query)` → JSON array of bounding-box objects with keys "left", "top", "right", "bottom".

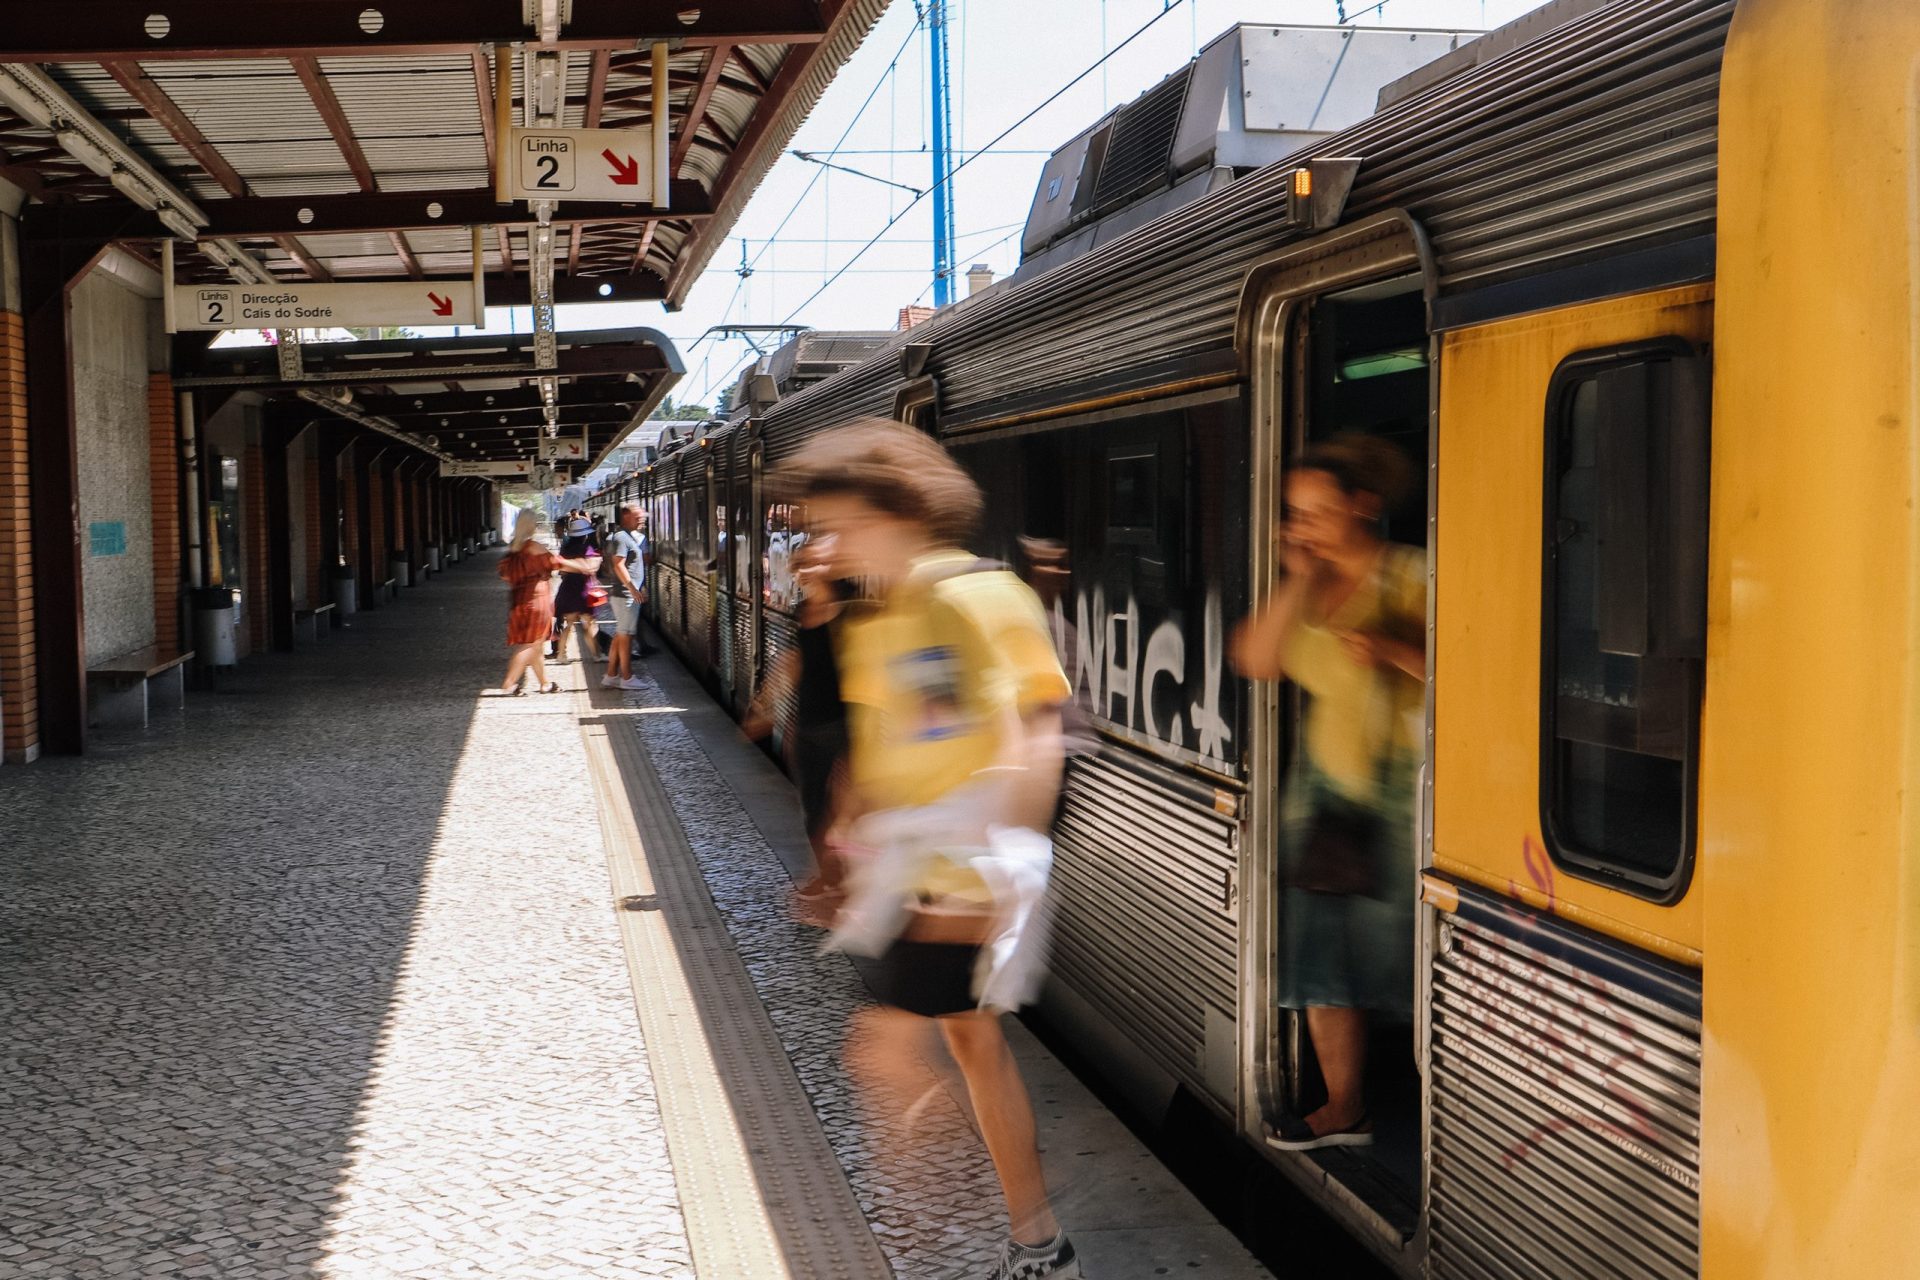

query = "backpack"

[{"left": 596, "top": 533, "right": 624, "bottom": 586}]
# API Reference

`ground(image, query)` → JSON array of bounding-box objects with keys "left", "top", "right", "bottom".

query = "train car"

[{"left": 622, "top": 0, "right": 1920, "bottom": 1275}]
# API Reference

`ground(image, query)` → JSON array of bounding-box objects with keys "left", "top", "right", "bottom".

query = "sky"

[{"left": 234, "top": 0, "right": 1559, "bottom": 409}]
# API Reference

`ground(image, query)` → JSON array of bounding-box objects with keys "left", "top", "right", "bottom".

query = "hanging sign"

[
  {"left": 537, "top": 437, "right": 588, "bottom": 463},
  {"left": 507, "top": 126, "right": 661, "bottom": 204},
  {"left": 440, "top": 460, "right": 531, "bottom": 478},
  {"left": 168, "top": 281, "right": 480, "bottom": 331}
]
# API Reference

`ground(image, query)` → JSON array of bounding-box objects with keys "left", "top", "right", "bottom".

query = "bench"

[
  {"left": 293, "top": 601, "right": 336, "bottom": 643},
  {"left": 88, "top": 645, "right": 194, "bottom": 730}
]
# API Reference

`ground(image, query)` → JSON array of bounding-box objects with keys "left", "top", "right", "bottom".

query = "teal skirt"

[{"left": 1274, "top": 755, "right": 1417, "bottom": 1017}]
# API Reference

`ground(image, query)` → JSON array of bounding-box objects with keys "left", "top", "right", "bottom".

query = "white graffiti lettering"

[{"left": 1061, "top": 585, "right": 1233, "bottom": 767}]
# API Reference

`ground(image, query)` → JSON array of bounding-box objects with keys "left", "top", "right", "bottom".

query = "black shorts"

[{"left": 870, "top": 940, "right": 983, "bottom": 1018}]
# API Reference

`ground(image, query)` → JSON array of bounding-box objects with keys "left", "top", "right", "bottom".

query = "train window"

[
  {"left": 1105, "top": 449, "right": 1158, "bottom": 543},
  {"left": 1541, "top": 341, "right": 1710, "bottom": 901}
]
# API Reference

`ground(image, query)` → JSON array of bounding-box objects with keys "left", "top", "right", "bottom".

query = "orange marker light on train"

[{"left": 1292, "top": 167, "right": 1312, "bottom": 199}]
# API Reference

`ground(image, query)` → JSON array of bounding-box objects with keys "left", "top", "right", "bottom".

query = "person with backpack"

[
  {"left": 780, "top": 421, "right": 1079, "bottom": 1280},
  {"left": 600, "top": 502, "right": 647, "bottom": 691}
]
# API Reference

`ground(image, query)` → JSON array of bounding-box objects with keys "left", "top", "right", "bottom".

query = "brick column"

[
  {"left": 146, "top": 374, "right": 180, "bottom": 654},
  {"left": 368, "top": 461, "right": 387, "bottom": 575},
  {"left": 339, "top": 452, "right": 359, "bottom": 590},
  {"left": 303, "top": 444, "right": 323, "bottom": 606},
  {"left": 243, "top": 441, "right": 268, "bottom": 655},
  {"left": 0, "top": 310, "right": 36, "bottom": 762}
]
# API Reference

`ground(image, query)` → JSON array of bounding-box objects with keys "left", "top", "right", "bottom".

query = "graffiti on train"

[{"left": 1057, "top": 586, "right": 1233, "bottom": 767}]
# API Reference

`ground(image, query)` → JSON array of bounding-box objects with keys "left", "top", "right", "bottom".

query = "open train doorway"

[{"left": 1240, "top": 219, "right": 1433, "bottom": 1261}]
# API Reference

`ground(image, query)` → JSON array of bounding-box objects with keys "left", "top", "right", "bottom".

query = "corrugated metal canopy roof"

[{"left": 0, "top": 1, "right": 892, "bottom": 309}]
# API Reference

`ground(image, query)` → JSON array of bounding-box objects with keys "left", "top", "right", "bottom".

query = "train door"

[{"left": 1241, "top": 215, "right": 1435, "bottom": 1262}]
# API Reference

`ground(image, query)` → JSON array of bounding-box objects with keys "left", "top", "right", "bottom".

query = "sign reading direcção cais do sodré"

[{"left": 171, "top": 281, "right": 480, "bottom": 331}]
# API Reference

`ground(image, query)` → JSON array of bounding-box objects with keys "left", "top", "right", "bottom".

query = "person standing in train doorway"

[
  {"left": 630, "top": 507, "right": 661, "bottom": 659},
  {"left": 782, "top": 421, "right": 1080, "bottom": 1280},
  {"left": 601, "top": 502, "right": 648, "bottom": 691},
  {"left": 1230, "top": 434, "right": 1425, "bottom": 1151}
]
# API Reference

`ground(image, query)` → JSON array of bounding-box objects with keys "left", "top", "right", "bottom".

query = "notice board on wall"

[{"left": 88, "top": 521, "right": 127, "bottom": 557}]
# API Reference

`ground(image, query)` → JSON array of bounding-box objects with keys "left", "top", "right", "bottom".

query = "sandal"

[
  {"left": 540, "top": 681, "right": 562, "bottom": 694},
  {"left": 1265, "top": 1110, "right": 1374, "bottom": 1151}
]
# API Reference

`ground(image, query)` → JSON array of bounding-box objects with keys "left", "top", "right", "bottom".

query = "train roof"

[{"left": 755, "top": 0, "right": 1728, "bottom": 454}]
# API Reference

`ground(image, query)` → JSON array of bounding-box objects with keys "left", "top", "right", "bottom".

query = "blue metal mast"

[{"left": 927, "top": 0, "right": 956, "bottom": 307}]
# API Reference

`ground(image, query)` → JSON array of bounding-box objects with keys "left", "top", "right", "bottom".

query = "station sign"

[
  {"left": 440, "top": 460, "right": 531, "bottom": 478},
  {"left": 168, "top": 281, "right": 480, "bottom": 332},
  {"left": 507, "top": 126, "right": 661, "bottom": 204},
  {"left": 537, "top": 437, "right": 588, "bottom": 463}
]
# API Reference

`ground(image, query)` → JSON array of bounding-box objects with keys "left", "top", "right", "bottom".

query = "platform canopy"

[
  {"left": 0, "top": 1, "right": 889, "bottom": 309},
  {"left": 178, "top": 326, "right": 684, "bottom": 472}
]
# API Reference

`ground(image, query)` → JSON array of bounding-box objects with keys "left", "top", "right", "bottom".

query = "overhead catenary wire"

[
  {"left": 777, "top": 0, "right": 1195, "bottom": 325},
  {"left": 736, "top": 10, "right": 927, "bottom": 283}
]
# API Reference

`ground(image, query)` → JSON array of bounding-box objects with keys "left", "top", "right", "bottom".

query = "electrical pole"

[{"left": 927, "top": 0, "right": 957, "bottom": 307}]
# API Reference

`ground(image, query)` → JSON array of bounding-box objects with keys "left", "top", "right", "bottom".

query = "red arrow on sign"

[
  {"left": 603, "top": 149, "right": 640, "bottom": 186},
  {"left": 427, "top": 292, "right": 453, "bottom": 317}
]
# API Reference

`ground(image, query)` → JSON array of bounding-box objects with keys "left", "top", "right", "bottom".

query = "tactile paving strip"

[
  {"left": 581, "top": 707, "right": 894, "bottom": 1280},
  {"left": 625, "top": 676, "right": 1012, "bottom": 1278}
]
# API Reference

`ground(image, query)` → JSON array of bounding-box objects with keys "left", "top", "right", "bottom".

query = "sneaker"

[
  {"left": 989, "top": 1233, "right": 1079, "bottom": 1280},
  {"left": 601, "top": 675, "right": 621, "bottom": 689},
  {"left": 620, "top": 676, "right": 647, "bottom": 690},
  {"left": 1264, "top": 1109, "right": 1373, "bottom": 1151}
]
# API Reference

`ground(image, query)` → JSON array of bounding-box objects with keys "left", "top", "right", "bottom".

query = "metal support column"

[{"left": 927, "top": 0, "right": 956, "bottom": 308}]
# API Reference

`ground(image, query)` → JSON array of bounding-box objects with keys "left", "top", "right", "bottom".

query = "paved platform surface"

[{"left": 0, "top": 549, "right": 1268, "bottom": 1280}]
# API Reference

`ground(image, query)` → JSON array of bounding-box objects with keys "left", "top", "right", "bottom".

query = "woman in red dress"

[{"left": 495, "top": 509, "right": 589, "bottom": 694}]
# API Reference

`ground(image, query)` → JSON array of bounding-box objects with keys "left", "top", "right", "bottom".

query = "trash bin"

[
  {"left": 428, "top": 546, "right": 442, "bottom": 573},
  {"left": 192, "top": 586, "right": 237, "bottom": 667},
  {"left": 389, "top": 551, "right": 411, "bottom": 589},
  {"left": 444, "top": 541, "right": 460, "bottom": 566},
  {"left": 332, "top": 566, "right": 357, "bottom": 617}
]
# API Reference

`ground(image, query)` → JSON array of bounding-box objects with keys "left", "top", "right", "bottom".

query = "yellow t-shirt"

[
  {"left": 1285, "top": 544, "right": 1427, "bottom": 800},
  {"left": 836, "top": 551, "right": 1071, "bottom": 900}
]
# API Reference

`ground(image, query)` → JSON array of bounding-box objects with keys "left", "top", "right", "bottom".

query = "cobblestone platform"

[
  {"left": 1, "top": 549, "right": 1270, "bottom": 1280},
  {"left": 0, "top": 563, "right": 690, "bottom": 1280}
]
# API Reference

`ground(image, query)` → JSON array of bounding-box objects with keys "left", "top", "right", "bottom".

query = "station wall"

[{"left": 72, "top": 269, "right": 157, "bottom": 667}]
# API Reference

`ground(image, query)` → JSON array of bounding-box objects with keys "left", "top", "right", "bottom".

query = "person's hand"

[
  {"left": 1338, "top": 629, "right": 1383, "bottom": 669},
  {"left": 1280, "top": 520, "right": 1317, "bottom": 580}
]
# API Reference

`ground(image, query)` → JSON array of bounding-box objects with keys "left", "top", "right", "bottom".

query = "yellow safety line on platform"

[{"left": 581, "top": 697, "right": 893, "bottom": 1280}]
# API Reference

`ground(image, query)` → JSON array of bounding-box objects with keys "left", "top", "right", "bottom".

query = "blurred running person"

[
  {"left": 783, "top": 421, "right": 1079, "bottom": 1280},
  {"left": 495, "top": 509, "right": 589, "bottom": 695},
  {"left": 602, "top": 502, "right": 647, "bottom": 691}
]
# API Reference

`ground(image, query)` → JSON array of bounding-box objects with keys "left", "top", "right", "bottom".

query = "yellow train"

[{"left": 599, "top": 0, "right": 1920, "bottom": 1273}]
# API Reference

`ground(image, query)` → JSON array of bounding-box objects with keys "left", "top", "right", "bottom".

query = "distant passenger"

[
  {"left": 1015, "top": 536, "right": 1098, "bottom": 813},
  {"left": 494, "top": 508, "right": 590, "bottom": 696},
  {"left": 631, "top": 508, "right": 659, "bottom": 660},
  {"left": 601, "top": 503, "right": 647, "bottom": 691},
  {"left": 550, "top": 515, "right": 601, "bottom": 666},
  {"left": 783, "top": 421, "right": 1080, "bottom": 1280},
  {"left": 743, "top": 533, "right": 857, "bottom": 918},
  {"left": 1230, "top": 434, "right": 1425, "bottom": 1151}
]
